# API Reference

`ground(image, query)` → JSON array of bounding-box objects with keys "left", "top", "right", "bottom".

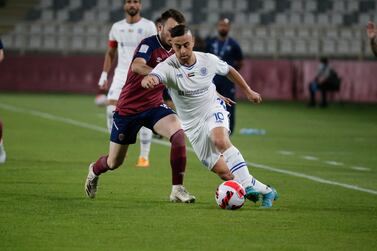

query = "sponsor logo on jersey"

[
  {"left": 200, "top": 67, "right": 208, "bottom": 76},
  {"left": 156, "top": 57, "right": 162, "bottom": 63},
  {"left": 139, "top": 44, "right": 149, "bottom": 53}
]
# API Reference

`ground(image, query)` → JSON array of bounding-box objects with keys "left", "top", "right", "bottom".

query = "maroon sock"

[
  {"left": 170, "top": 129, "right": 186, "bottom": 185},
  {"left": 92, "top": 155, "right": 110, "bottom": 176}
]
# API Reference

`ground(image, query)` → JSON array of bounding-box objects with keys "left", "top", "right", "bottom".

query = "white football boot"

[
  {"left": 169, "top": 185, "right": 196, "bottom": 203},
  {"left": 85, "top": 163, "right": 99, "bottom": 198}
]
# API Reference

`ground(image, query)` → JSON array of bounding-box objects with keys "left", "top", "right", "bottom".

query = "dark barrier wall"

[
  {"left": 0, "top": 54, "right": 103, "bottom": 93},
  {"left": 0, "top": 54, "right": 376, "bottom": 102}
]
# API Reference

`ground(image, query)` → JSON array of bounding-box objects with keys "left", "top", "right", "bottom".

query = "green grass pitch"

[{"left": 0, "top": 93, "right": 376, "bottom": 250}]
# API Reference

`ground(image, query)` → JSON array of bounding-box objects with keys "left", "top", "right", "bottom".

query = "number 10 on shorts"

[{"left": 214, "top": 112, "right": 224, "bottom": 122}]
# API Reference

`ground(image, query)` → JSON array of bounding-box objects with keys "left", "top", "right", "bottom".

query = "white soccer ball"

[{"left": 215, "top": 180, "right": 246, "bottom": 210}]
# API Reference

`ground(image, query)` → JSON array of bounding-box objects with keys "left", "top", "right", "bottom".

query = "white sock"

[
  {"left": 106, "top": 105, "right": 116, "bottom": 133},
  {"left": 139, "top": 126, "right": 152, "bottom": 159},
  {"left": 222, "top": 146, "right": 272, "bottom": 195}
]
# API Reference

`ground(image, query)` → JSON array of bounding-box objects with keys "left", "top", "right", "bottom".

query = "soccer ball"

[{"left": 215, "top": 180, "right": 246, "bottom": 210}]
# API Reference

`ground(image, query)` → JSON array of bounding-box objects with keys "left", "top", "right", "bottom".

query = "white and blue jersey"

[{"left": 151, "top": 52, "right": 231, "bottom": 169}]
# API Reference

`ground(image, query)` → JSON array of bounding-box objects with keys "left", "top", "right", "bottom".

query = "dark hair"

[
  {"left": 170, "top": 24, "right": 190, "bottom": 38},
  {"left": 320, "top": 57, "right": 329, "bottom": 65},
  {"left": 160, "top": 9, "right": 185, "bottom": 24},
  {"left": 155, "top": 17, "right": 162, "bottom": 25}
]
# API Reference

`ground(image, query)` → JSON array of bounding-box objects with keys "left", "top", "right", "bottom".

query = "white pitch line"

[
  {"left": 1, "top": 102, "right": 377, "bottom": 196},
  {"left": 277, "top": 150, "right": 294, "bottom": 155},
  {"left": 325, "top": 160, "right": 344, "bottom": 166},
  {"left": 301, "top": 155, "right": 319, "bottom": 161},
  {"left": 350, "top": 166, "right": 371, "bottom": 171}
]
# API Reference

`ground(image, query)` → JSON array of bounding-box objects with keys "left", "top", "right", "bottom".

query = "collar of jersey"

[
  {"left": 156, "top": 35, "right": 172, "bottom": 52},
  {"left": 180, "top": 59, "right": 197, "bottom": 70}
]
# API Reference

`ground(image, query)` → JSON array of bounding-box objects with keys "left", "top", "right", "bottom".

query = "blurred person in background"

[
  {"left": 308, "top": 57, "right": 341, "bottom": 108},
  {"left": 97, "top": 0, "right": 156, "bottom": 167},
  {"left": 206, "top": 18, "right": 244, "bottom": 135},
  {"left": 0, "top": 38, "right": 6, "bottom": 164},
  {"left": 366, "top": 21, "right": 377, "bottom": 57}
]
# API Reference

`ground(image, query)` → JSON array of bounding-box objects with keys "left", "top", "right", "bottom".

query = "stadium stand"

[{"left": 1, "top": 0, "right": 376, "bottom": 58}]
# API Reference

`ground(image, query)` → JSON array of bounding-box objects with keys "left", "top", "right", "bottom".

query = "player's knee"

[{"left": 213, "top": 137, "right": 231, "bottom": 152}]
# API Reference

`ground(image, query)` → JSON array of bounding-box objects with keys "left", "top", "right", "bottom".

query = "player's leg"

[
  {"left": 85, "top": 111, "right": 138, "bottom": 199},
  {"left": 0, "top": 119, "right": 6, "bottom": 164},
  {"left": 106, "top": 76, "right": 123, "bottom": 132},
  {"left": 308, "top": 81, "right": 318, "bottom": 106},
  {"left": 136, "top": 126, "right": 152, "bottom": 167},
  {"left": 152, "top": 109, "right": 195, "bottom": 203},
  {"left": 106, "top": 102, "right": 116, "bottom": 132}
]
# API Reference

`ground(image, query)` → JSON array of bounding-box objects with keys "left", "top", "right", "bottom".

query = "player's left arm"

[
  {"left": 141, "top": 74, "right": 160, "bottom": 89},
  {"left": 0, "top": 40, "right": 4, "bottom": 63},
  {"left": 366, "top": 21, "right": 377, "bottom": 57},
  {"left": 226, "top": 66, "right": 262, "bottom": 104}
]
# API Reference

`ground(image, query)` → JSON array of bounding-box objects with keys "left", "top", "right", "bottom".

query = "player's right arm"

[
  {"left": 98, "top": 46, "right": 117, "bottom": 89},
  {"left": 0, "top": 39, "right": 4, "bottom": 63},
  {"left": 98, "top": 25, "right": 118, "bottom": 89},
  {"left": 366, "top": 21, "right": 377, "bottom": 57},
  {"left": 131, "top": 57, "right": 153, "bottom": 76}
]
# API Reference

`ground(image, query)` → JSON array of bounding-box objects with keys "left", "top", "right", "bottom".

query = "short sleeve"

[
  {"left": 146, "top": 21, "right": 157, "bottom": 37},
  {"left": 108, "top": 24, "right": 117, "bottom": 48},
  {"left": 133, "top": 39, "right": 154, "bottom": 62},
  {"left": 208, "top": 53, "right": 229, "bottom": 76}
]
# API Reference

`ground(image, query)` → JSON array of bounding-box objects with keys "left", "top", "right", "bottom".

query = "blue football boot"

[
  {"left": 244, "top": 186, "right": 260, "bottom": 203},
  {"left": 261, "top": 186, "right": 278, "bottom": 208}
]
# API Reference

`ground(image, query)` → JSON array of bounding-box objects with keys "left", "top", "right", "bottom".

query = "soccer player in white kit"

[
  {"left": 142, "top": 25, "right": 278, "bottom": 208},
  {"left": 98, "top": 0, "right": 156, "bottom": 167}
]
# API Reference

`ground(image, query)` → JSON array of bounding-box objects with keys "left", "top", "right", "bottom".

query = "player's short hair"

[
  {"left": 124, "top": 0, "right": 141, "bottom": 4},
  {"left": 170, "top": 24, "right": 191, "bottom": 38},
  {"left": 160, "top": 9, "right": 186, "bottom": 25}
]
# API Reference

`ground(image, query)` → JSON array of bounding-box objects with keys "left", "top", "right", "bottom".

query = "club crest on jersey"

[
  {"left": 187, "top": 72, "right": 195, "bottom": 78},
  {"left": 200, "top": 67, "right": 208, "bottom": 76},
  {"left": 138, "top": 28, "right": 143, "bottom": 34},
  {"left": 177, "top": 73, "right": 183, "bottom": 78}
]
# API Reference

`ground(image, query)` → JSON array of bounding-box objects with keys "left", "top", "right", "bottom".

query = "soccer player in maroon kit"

[{"left": 85, "top": 9, "right": 195, "bottom": 203}]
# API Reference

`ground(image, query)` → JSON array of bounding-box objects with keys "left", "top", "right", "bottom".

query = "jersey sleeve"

[
  {"left": 208, "top": 53, "right": 229, "bottom": 76},
  {"left": 146, "top": 21, "right": 157, "bottom": 37},
  {"left": 108, "top": 24, "right": 117, "bottom": 48},
  {"left": 133, "top": 39, "right": 154, "bottom": 62},
  {"left": 150, "top": 61, "right": 169, "bottom": 84}
]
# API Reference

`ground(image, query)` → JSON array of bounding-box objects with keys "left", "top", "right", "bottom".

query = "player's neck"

[
  {"left": 179, "top": 54, "right": 196, "bottom": 67},
  {"left": 218, "top": 35, "right": 228, "bottom": 41},
  {"left": 126, "top": 14, "right": 141, "bottom": 24}
]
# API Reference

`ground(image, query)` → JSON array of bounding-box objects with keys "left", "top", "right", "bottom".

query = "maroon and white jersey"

[{"left": 116, "top": 35, "right": 174, "bottom": 115}]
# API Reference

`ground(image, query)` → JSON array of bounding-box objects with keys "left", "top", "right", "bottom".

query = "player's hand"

[
  {"left": 141, "top": 75, "right": 159, "bottom": 89},
  {"left": 217, "top": 93, "right": 236, "bottom": 106},
  {"left": 366, "top": 21, "right": 377, "bottom": 39},
  {"left": 98, "top": 72, "right": 108, "bottom": 89},
  {"left": 246, "top": 90, "right": 262, "bottom": 104}
]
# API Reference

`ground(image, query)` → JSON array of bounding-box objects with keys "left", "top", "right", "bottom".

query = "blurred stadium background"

[{"left": 0, "top": 0, "right": 376, "bottom": 102}]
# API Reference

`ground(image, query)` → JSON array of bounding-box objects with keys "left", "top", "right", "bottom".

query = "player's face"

[
  {"left": 160, "top": 18, "right": 179, "bottom": 46},
  {"left": 172, "top": 33, "right": 195, "bottom": 65},
  {"left": 217, "top": 20, "right": 230, "bottom": 37},
  {"left": 124, "top": 0, "right": 141, "bottom": 17}
]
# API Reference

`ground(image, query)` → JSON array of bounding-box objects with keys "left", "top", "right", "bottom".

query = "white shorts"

[
  {"left": 185, "top": 105, "right": 230, "bottom": 170},
  {"left": 107, "top": 72, "right": 127, "bottom": 100}
]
